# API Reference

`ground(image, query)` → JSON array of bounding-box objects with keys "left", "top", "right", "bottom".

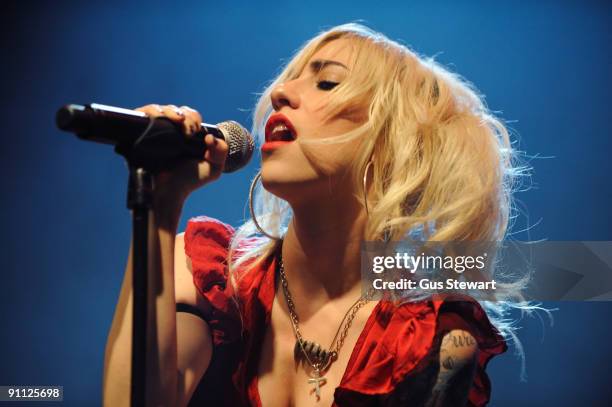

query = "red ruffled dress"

[{"left": 184, "top": 216, "right": 507, "bottom": 407}]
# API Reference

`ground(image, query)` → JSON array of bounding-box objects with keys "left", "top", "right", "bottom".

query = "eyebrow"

[{"left": 309, "top": 59, "right": 349, "bottom": 72}]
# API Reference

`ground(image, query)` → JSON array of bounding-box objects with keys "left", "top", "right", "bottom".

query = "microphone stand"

[
  {"left": 56, "top": 105, "right": 252, "bottom": 406},
  {"left": 127, "top": 166, "right": 153, "bottom": 407},
  {"left": 112, "top": 118, "right": 189, "bottom": 407}
]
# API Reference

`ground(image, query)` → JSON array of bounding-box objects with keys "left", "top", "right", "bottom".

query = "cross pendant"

[{"left": 308, "top": 369, "right": 327, "bottom": 399}]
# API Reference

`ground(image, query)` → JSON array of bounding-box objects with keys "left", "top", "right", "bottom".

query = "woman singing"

[{"left": 103, "top": 23, "right": 517, "bottom": 406}]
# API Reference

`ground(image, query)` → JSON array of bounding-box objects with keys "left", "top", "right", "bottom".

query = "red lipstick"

[
  {"left": 261, "top": 140, "right": 293, "bottom": 152},
  {"left": 264, "top": 113, "right": 297, "bottom": 143}
]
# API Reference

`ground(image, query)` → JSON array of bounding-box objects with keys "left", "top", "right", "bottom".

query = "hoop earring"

[
  {"left": 248, "top": 171, "right": 282, "bottom": 240},
  {"left": 363, "top": 160, "right": 373, "bottom": 216}
]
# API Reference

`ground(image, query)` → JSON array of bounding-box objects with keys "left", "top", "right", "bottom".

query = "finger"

[
  {"left": 135, "top": 104, "right": 164, "bottom": 117},
  {"left": 183, "top": 120, "right": 199, "bottom": 136},
  {"left": 160, "top": 104, "right": 186, "bottom": 122},
  {"left": 182, "top": 115, "right": 202, "bottom": 136},
  {"left": 204, "top": 133, "right": 215, "bottom": 146},
  {"left": 204, "top": 136, "right": 229, "bottom": 166},
  {"left": 178, "top": 106, "right": 203, "bottom": 136},
  {"left": 180, "top": 105, "right": 203, "bottom": 124}
]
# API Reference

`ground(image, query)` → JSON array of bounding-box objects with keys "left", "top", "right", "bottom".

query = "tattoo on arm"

[
  {"left": 441, "top": 355, "right": 454, "bottom": 371},
  {"left": 448, "top": 332, "right": 476, "bottom": 348},
  {"left": 426, "top": 330, "right": 478, "bottom": 407}
]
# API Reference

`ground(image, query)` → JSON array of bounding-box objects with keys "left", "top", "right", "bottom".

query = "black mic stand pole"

[{"left": 127, "top": 166, "right": 153, "bottom": 407}]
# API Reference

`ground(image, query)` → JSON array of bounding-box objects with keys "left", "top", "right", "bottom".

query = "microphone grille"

[{"left": 217, "top": 121, "right": 255, "bottom": 173}]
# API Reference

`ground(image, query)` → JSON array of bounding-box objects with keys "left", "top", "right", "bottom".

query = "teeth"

[
  {"left": 272, "top": 124, "right": 289, "bottom": 132},
  {"left": 269, "top": 122, "right": 294, "bottom": 141}
]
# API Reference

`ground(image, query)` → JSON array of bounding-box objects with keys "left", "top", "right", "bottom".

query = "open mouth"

[{"left": 265, "top": 113, "right": 297, "bottom": 143}]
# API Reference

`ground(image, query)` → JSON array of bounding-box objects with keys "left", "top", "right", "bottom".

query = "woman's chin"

[
  {"left": 262, "top": 165, "right": 304, "bottom": 187},
  {"left": 260, "top": 176, "right": 299, "bottom": 199},
  {"left": 260, "top": 171, "right": 315, "bottom": 202}
]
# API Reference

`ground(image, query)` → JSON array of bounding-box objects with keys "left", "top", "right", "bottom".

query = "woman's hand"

[{"left": 135, "top": 104, "right": 229, "bottom": 204}]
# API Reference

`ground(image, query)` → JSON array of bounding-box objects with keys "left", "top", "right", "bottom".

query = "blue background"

[{"left": 1, "top": 0, "right": 611, "bottom": 405}]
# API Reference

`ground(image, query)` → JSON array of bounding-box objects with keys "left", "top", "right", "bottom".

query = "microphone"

[{"left": 56, "top": 103, "right": 254, "bottom": 173}]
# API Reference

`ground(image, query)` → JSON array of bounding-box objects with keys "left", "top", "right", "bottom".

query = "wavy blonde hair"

[{"left": 227, "top": 23, "right": 538, "bottom": 370}]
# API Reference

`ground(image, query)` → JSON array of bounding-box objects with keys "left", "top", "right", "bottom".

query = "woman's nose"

[{"left": 270, "top": 81, "right": 300, "bottom": 111}]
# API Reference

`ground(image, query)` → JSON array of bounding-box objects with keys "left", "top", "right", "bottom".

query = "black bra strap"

[{"left": 176, "top": 302, "right": 207, "bottom": 321}]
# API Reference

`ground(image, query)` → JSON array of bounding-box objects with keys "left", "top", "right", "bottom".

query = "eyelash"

[{"left": 317, "top": 80, "right": 339, "bottom": 91}]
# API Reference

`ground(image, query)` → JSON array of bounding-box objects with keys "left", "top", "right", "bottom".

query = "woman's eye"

[{"left": 317, "top": 80, "right": 339, "bottom": 91}]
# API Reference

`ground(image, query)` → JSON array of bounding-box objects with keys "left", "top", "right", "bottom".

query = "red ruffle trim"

[{"left": 184, "top": 216, "right": 241, "bottom": 346}]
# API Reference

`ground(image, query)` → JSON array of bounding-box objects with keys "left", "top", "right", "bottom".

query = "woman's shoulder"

[
  {"left": 182, "top": 215, "right": 276, "bottom": 341},
  {"left": 374, "top": 295, "right": 505, "bottom": 347},
  {"left": 183, "top": 216, "right": 235, "bottom": 291},
  {"left": 184, "top": 216, "right": 235, "bottom": 252},
  {"left": 184, "top": 216, "right": 269, "bottom": 266},
  {"left": 181, "top": 216, "right": 239, "bottom": 345},
  {"left": 183, "top": 215, "right": 272, "bottom": 282},
  {"left": 336, "top": 296, "right": 506, "bottom": 406},
  {"left": 382, "top": 296, "right": 507, "bottom": 373}
]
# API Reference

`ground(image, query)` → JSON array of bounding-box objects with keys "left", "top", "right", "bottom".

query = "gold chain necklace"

[{"left": 277, "top": 256, "right": 374, "bottom": 400}]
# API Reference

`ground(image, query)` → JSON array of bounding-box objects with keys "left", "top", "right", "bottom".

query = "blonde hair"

[{"left": 228, "top": 23, "right": 539, "bottom": 372}]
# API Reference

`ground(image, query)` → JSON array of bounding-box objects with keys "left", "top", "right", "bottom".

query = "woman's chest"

[{"left": 255, "top": 298, "right": 378, "bottom": 407}]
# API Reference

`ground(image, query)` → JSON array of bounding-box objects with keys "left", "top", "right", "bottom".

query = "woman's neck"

[{"left": 281, "top": 197, "right": 368, "bottom": 308}]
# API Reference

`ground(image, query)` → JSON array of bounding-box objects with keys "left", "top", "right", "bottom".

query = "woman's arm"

[
  {"left": 174, "top": 232, "right": 214, "bottom": 405},
  {"left": 102, "top": 212, "right": 214, "bottom": 407},
  {"left": 426, "top": 329, "right": 479, "bottom": 407},
  {"left": 102, "top": 201, "right": 185, "bottom": 406}
]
